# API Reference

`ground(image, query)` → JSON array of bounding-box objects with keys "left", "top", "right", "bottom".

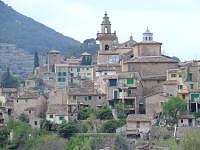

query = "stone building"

[
  {"left": 18, "top": 12, "right": 199, "bottom": 127},
  {"left": 96, "top": 12, "right": 121, "bottom": 78},
  {"left": 47, "top": 50, "right": 63, "bottom": 73},
  {"left": 122, "top": 29, "right": 179, "bottom": 89},
  {"left": 101, "top": 72, "right": 144, "bottom": 114},
  {"left": 67, "top": 88, "right": 106, "bottom": 109},
  {"left": 48, "top": 87, "right": 67, "bottom": 105},
  {"left": 145, "top": 61, "right": 200, "bottom": 118},
  {"left": 179, "top": 61, "right": 200, "bottom": 112},
  {"left": 46, "top": 104, "right": 77, "bottom": 124},
  {"left": 0, "top": 96, "right": 10, "bottom": 127},
  {"left": 13, "top": 91, "right": 47, "bottom": 127},
  {"left": 126, "top": 114, "right": 151, "bottom": 135},
  {"left": 55, "top": 56, "right": 94, "bottom": 87}
]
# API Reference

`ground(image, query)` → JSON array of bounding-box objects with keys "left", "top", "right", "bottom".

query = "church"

[{"left": 94, "top": 12, "right": 179, "bottom": 114}]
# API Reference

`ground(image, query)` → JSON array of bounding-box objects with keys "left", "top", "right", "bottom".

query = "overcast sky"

[{"left": 2, "top": 0, "right": 200, "bottom": 61}]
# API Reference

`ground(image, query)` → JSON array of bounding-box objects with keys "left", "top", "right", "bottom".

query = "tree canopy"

[
  {"left": 57, "top": 122, "right": 79, "bottom": 138},
  {"left": 162, "top": 96, "right": 187, "bottom": 124},
  {"left": 96, "top": 106, "right": 113, "bottom": 120},
  {"left": 115, "top": 102, "right": 129, "bottom": 120}
]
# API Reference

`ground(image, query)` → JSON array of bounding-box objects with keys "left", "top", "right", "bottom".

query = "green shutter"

[
  {"left": 127, "top": 79, "right": 134, "bottom": 84},
  {"left": 191, "top": 93, "right": 200, "bottom": 102},
  {"left": 189, "top": 73, "right": 193, "bottom": 81}
]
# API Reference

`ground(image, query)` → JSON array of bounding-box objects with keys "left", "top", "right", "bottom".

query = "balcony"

[
  {"left": 118, "top": 83, "right": 137, "bottom": 89},
  {"left": 125, "top": 104, "right": 135, "bottom": 110},
  {"left": 118, "top": 92, "right": 136, "bottom": 99},
  {"left": 125, "top": 99, "right": 136, "bottom": 110}
]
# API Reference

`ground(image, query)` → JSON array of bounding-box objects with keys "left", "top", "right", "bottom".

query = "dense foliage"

[
  {"left": 181, "top": 129, "right": 200, "bottom": 150},
  {"left": 0, "top": 119, "right": 32, "bottom": 149},
  {"left": 19, "top": 113, "right": 29, "bottom": 123},
  {"left": 78, "top": 106, "right": 94, "bottom": 120},
  {"left": 115, "top": 102, "right": 129, "bottom": 120},
  {"left": 100, "top": 119, "right": 125, "bottom": 133},
  {"left": 162, "top": 96, "right": 187, "bottom": 124},
  {"left": 0, "top": 119, "right": 68, "bottom": 149},
  {"left": 57, "top": 122, "right": 79, "bottom": 138},
  {"left": 113, "top": 135, "right": 129, "bottom": 150},
  {"left": 66, "top": 135, "right": 93, "bottom": 150},
  {"left": 96, "top": 106, "right": 113, "bottom": 120}
]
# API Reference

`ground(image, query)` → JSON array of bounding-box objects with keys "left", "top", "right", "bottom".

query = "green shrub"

[
  {"left": 101, "top": 120, "right": 125, "bottom": 133},
  {"left": 58, "top": 122, "right": 79, "bottom": 138},
  {"left": 78, "top": 106, "right": 94, "bottom": 120},
  {"left": 113, "top": 135, "right": 128, "bottom": 150},
  {"left": 65, "top": 135, "right": 92, "bottom": 150},
  {"left": 181, "top": 129, "right": 200, "bottom": 150},
  {"left": 19, "top": 113, "right": 29, "bottom": 123},
  {"left": 96, "top": 106, "right": 113, "bottom": 120}
]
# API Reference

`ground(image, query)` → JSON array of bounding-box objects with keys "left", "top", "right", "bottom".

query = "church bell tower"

[{"left": 96, "top": 12, "right": 118, "bottom": 51}]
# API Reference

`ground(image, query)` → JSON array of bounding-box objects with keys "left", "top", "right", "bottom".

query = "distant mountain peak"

[{"left": 0, "top": 0, "right": 99, "bottom": 56}]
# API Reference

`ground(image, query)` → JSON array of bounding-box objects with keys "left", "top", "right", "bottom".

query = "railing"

[
  {"left": 125, "top": 105, "right": 135, "bottom": 109},
  {"left": 118, "top": 83, "right": 137, "bottom": 89}
]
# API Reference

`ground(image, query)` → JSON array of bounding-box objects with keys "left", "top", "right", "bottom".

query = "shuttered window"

[{"left": 127, "top": 79, "right": 134, "bottom": 84}]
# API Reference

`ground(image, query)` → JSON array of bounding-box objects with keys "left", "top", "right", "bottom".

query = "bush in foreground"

[{"left": 58, "top": 122, "right": 79, "bottom": 138}]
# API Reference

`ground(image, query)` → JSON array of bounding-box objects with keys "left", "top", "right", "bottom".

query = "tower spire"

[
  {"left": 104, "top": 11, "right": 107, "bottom": 16},
  {"left": 143, "top": 27, "right": 153, "bottom": 42}
]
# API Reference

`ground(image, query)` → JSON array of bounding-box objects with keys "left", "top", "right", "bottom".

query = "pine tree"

[{"left": 34, "top": 51, "right": 39, "bottom": 68}]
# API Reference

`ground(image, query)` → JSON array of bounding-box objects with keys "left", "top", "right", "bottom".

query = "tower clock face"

[{"left": 105, "top": 44, "right": 109, "bottom": 50}]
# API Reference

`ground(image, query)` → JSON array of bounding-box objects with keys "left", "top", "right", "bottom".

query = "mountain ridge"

[{"left": 0, "top": 0, "right": 98, "bottom": 56}]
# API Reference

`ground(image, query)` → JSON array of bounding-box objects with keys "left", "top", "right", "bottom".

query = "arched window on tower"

[
  {"left": 105, "top": 44, "right": 109, "bottom": 51},
  {"left": 105, "top": 26, "right": 108, "bottom": 33}
]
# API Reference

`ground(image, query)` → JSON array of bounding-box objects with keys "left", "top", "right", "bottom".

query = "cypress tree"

[{"left": 34, "top": 51, "right": 39, "bottom": 68}]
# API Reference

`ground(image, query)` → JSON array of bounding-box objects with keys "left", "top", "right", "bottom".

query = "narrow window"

[
  {"left": 109, "top": 79, "right": 117, "bottom": 86},
  {"left": 105, "top": 44, "right": 109, "bottom": 51},
  {"left": 84, "top": 96, "right": 88, "bottom": 101},
  {"left": 88, "top": 96, "right": 92, "bottom": 100},
  {"left": 189, "top": 73, "right": 193, "bottom": 81},
  {"left": 190, "top": 84, "right": 194, "bottom": 89},
  {"left": 34, "top": 121, "right": 37, "bottom": 126}
]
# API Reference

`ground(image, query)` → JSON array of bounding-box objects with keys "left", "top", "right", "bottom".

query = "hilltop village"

[{"left": 1, "top": 12, "right": 200, "bottom": 149}]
